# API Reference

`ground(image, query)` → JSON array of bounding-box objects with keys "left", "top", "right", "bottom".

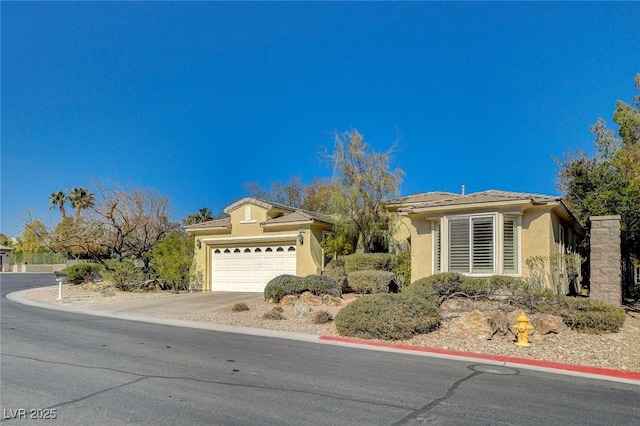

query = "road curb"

[{"left": 318, "top": 336, "right": 640, "bottom": 385}]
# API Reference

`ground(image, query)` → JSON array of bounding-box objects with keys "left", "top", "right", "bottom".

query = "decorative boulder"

[
  {"left": 531, "top": 313, "right": 567, "bottom": 335},
  {"left": 281, "top": 295, "right": 299, "bottom": 306},
  {"left": 294, "top": 301, "right": 313, "bottom": 317},
  {"left": 321, "top": 294, "right": 342, "bottom": 306},
  {"left": 300, "top": 291, "right": 323, "bottom": 306}
]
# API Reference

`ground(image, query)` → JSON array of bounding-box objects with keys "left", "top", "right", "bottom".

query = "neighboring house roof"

[{"left": 0, "top": 244, "right": 15, "bottom": 253}]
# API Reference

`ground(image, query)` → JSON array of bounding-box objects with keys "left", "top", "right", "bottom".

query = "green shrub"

[
  {"left": 392, "top": 251, "right": 411, "bottom": 286},
  {"left": 335, "top": 294, "right": 440, "bottom": 340},
  {"left": 312, "top": 310, "right": 333, "bottom": 324},
  {"left": 64, "top": 263, "right": 102, "bottom": 285},
  {"left": 483, "top": 275, "right": 529, "bottom": 296},
  {"left": 405, "top": 273, "right": 529, "bottom": 304},
  {"left": 404, "top": 272, "right": 467, "bottom": 300},
  {"left": 303, "top": 274, "right": 341, "bottom": 297},
  {"left": 264, "top": 275, "right": 302, "bottom": 302},
  {"left": 102, "top": 259, "right": 140, "bottom": 291},
  {"left": 536, "top": 296, "right": 625, "bottom": 333},
  {"left": 263, "top": 308, "right": 286, "bottom": 320},
  {"left": 344, "top": 253, "right": 394, "bottom": 273},
  {"left": 264, "top": 274, "right": 341, "bottom": 302},
  {"left": 324, "top": 257, "right": 345, "bottom": 270},
  {"left": 322, "top": 268, "right": 349, "bottom": 293},
  {"left": 231, "top": 302, "right": 249, "bottom": 312},
  {"left": 347, "top": 270, "right": 396, "bottom": 294}
]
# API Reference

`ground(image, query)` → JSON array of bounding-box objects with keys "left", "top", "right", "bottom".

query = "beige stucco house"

[
  {"left": 387, "top": 190, "right": 584, "bottom": 292},
  {"left": 186, "top": 198, "right": 332, "bottom": 292}
]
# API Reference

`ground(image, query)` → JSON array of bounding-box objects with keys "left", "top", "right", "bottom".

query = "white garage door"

[{"left": 210, "top": 245, "right": 297, "bottom": 292}]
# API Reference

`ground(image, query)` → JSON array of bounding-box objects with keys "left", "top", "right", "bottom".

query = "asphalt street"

[{"left": 1, "top": 274, "right": 639, "bottom": 425}]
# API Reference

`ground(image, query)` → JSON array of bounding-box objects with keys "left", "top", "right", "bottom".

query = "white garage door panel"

[{"left": 211, "top": 245, "right": 296, "bottom": 292}]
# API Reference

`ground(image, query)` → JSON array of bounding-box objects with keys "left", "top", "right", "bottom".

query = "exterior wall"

[
  {"left": 402, "top": 204, "right": 582, "bottom": 290},
  {"left": 406, "top": 214, "right": 434, "bottom": 282},
  {"left": 521, "top": 206, "right": 554, "bottom": 282},
  {"left": 589, "top": 215, "right": 622, "bottom": 306}
]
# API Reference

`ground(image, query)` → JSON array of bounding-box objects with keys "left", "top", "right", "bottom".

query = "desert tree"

[
  {"left": 326, "top": 129, "right": 404, "bottom": 253},
  {"left": 557, "top": 73, "right": 640, "bottom": 259}
]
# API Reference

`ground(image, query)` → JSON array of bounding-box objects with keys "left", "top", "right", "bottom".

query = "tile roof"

[
  {"left": 185, "top": 217, "right": 231, "bottom": 230},
  {"left": 387, "top": 191, "right": 461, "bottom": 205},
  {"left": 263, "top": 210, "right": 333, "bottom": 226},
  {"left": 399, "top": 190, "right": 562, "bottom": 211}
]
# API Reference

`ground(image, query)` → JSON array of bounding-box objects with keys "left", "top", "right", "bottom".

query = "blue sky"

[{"left": 2, "top": 2, "right": 639, "bottom": 237}]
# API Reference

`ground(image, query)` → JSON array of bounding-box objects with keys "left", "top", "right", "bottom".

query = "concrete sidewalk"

[{"left": 7, "top": 288, "right": 640, "bottom": 386}]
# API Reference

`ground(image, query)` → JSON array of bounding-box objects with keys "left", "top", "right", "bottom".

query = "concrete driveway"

[{"left": 81, "top": 291, "right": 262, "bottom": 319}]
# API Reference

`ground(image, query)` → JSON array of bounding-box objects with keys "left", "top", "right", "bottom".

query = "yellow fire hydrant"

[{"left": 513, "top": 312, "right": 534, "bottom": 347}]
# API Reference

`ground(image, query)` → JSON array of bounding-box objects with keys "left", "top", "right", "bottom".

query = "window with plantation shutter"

[
  {"left": 471, "top": 216, "right": 494, "bottom": 273},
  {"left": 437, "top": 213, "right": 520, "bottom": 276},
  {"left": 433, "top": 221, "right": 441, "bottom": 273},
  {"left": 503, "top": 217, "right": 517, "bottom": 274},
  {"left": 449, "top": 219, "right": 470, "bottom": 272}
]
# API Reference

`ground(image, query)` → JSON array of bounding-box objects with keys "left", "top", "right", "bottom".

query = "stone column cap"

[{"left": 589, "top": 215, "right": 621, "bottom": 221}]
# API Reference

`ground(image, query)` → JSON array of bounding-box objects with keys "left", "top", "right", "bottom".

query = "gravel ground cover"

[{"left": 25, "top": 284, "right": 640, "bottom": 372}]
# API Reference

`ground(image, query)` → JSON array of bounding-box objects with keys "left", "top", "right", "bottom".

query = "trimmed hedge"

[
  {"left": 264, "top": 274, "right": 341, "bottom": 302},
  {"left": 322, "top": 267, "right": 349, "bottom": 293},
  {"left": 264, "top": 275, "right": 301, "bottom": 302},
  {"left": 64, "top": 263, "right": 102, "bottom": 285},
  {"left": 303, "top": 274, "right": 341, "bottom": 297},
  {"left": 335, "top": 293, "right": 440, "bottom": 340},
  {"left": 536, "top": 296, "right": 626, "bottom": 334},
  {"left": 347, "top": 270, "right": 396, "bottom": 294},
  {"left": 404, "top": 273, "right": 526, "bottom": 302},
  {"left": 344, "top": 253, "right": 394, "bottom": 273}
]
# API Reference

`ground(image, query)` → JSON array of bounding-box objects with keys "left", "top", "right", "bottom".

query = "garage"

[{"left": 210, "top": 245, "right": 297, "bottom": 292}]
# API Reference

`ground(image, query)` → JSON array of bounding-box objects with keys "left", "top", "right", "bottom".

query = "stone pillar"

[{"left": 589, "top": 215, "right": 622, "bottom": 306}]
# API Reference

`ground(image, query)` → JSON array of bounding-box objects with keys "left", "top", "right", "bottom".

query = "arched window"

[
  {"left": 276, "top": 247, "right": 284, "bottom": 252},
  {"left": 214, "top": 249, "right": 221, "bottom": 254},
  {"left": 255, "top": 248, "right": 262, "bottom": 253},
  {"left": 224, "top": 249, "right": 231, "bottom": 253},
  {"left": 266, "top": 248, "right": 273, "bottom": 252},
  {"left": 234, "top": 248, "right": 241, "bottom": 253},
  {"left": 244, "top": 248, "right": 251, "bottom": 253},
  {"left": 288, "top": 246, "right": 295, "bottom": 252}
]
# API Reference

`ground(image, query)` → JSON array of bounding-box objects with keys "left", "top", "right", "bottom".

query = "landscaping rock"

[
  {"left": 300, "top": 292, "right": 323, "bottom": 306},
  {"left": 321, "top": 294, "right": 342, "bottom": 306},
  {"left": 531, "top": 313, "right": 566, "bottom": 335},
  {"left": 101, "top": 290, "right": 116, "bottom": 298},
  {"left": 294, "top": 301, "right": 313, "bottom": 317},
  {"left": 446, "top": 310, "right": 490, "bottom": 339},
  {"left": 281, "top": 295, "right": 298, "bottom": 306}
]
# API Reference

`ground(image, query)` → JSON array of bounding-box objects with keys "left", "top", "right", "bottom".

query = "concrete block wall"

[{"left": 589, "top": 215, "right": 622, "bottom": 306}]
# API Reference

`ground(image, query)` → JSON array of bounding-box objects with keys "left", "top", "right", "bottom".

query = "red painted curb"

[{"left": 318, "top": 335, "right": 640, "bottom": 381}]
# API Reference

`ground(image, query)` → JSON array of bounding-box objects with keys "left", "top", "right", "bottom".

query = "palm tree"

[
  {"left": 68, "top": 187, "right": 95, "bottom": 221},
  {"left": 49, "top": 191, "right": 68, "bottom": 219}
]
